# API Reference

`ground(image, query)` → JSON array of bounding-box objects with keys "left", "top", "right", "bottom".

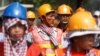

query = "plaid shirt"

[
  {"left": 39, "top": 24, "right": 58, "bottom": 46},
  {"left": 4, "top": 35, "right": 27, "bottom": 56}
]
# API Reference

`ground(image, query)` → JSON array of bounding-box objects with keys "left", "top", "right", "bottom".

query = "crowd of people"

[{"left": 0, "top": 2, "right": 100, "bottom": 56}]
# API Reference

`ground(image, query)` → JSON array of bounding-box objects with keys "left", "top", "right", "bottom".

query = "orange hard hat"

[
  {"left": 38, "top": 4, "right": 54, "bottom": 16},
  {"left": 57, "top": 4, "right": 72, "bottom": 14},
  {"left": 27, "top": 11, "right": 36, "bottom": 19},
  {"left": 68, "top": 11, "right": 97, "bottom": 31}
]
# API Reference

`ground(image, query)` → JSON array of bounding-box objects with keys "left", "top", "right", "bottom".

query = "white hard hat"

[{"left": 94, "top": 11, "right": 100, "bottom": 16}]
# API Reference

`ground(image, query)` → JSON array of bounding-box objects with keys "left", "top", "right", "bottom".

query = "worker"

[
  {"left": 0, "top": 2, "right": 31, "bottom": 56},
  {"left": 57, "top": 4, "right": 72, "bottom": 32},
  {"left": 59, "top": 11, "right": 100, "bottom": 56},
  {"left": 56, "top": 4, "right": 73, "bottom": 48},
  {"left": 27, "top": 4, "right": 63, "bottom": 56},
  {"left": 27, "top": 10, "right": 36, "bottom": 42},
  {"left": 93, "top": 10, "right": 100, "bottom": 49}
]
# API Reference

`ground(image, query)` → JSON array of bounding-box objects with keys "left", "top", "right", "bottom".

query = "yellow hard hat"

[
  {"left": 57, "top": 4, "right": 72, "bottom": 14},
  {"left": 27, "top": 11, "right": 36, "bottom": 19},
  {"left": 76, "top": 7, "right": 85, "bottom": 12},
  {"left": 68, "top": 11, "right": 97, "bottom": 31},
  {"left": 38, "top": 4, "right": 54, "bottom": 16}
]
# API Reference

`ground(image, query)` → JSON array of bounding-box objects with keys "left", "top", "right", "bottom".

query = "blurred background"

[
  {"left": 0, "top": 0, "right": 100, "bottom": 15},
  {"left": 0, "top": 0, "right": 100, "bottom": 22}
]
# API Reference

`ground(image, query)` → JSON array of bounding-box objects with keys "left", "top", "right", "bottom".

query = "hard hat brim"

[
  {"left": 68, "top": 30, "right": 100, "bottom": 38},
  {"left": 46, "top": 10, "right": 55, "bottom": 15}
]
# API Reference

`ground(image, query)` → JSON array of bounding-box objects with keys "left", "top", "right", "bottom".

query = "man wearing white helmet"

[{"left": 93, "top": 10, "right": 100, "bottom": 49}]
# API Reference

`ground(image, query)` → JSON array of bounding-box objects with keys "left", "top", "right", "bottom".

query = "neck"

[
  {"left": 10, "top": 37, "right": 24, "bottom": 45},
  {"left": 28, "top": 26, "right": 33, "bottom": 31},
  {"left": 11, "top": 39, "right": 18, "bottom": 45},
  {"left": 58, "top": 22, "right": 67, "bottom": 32},
  {"left": 28, "top": 25, "right": 34, "bottom": 29}
]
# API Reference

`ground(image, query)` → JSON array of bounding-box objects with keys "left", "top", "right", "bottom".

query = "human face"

[
  {"left": 58, "top": 14, "right": 71, "bottom": 23},
  {"left": 72, "top": 34, "right": 95, "bottom": 50},
  {"left": 43, "top": 12, "right": 55, "bottom": 27},
  {"left": 27, "top": 19, "right": 34, "bottom": 27},
  {"left": 8, "top": 23, "right": 26, "bottom": 40}
]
